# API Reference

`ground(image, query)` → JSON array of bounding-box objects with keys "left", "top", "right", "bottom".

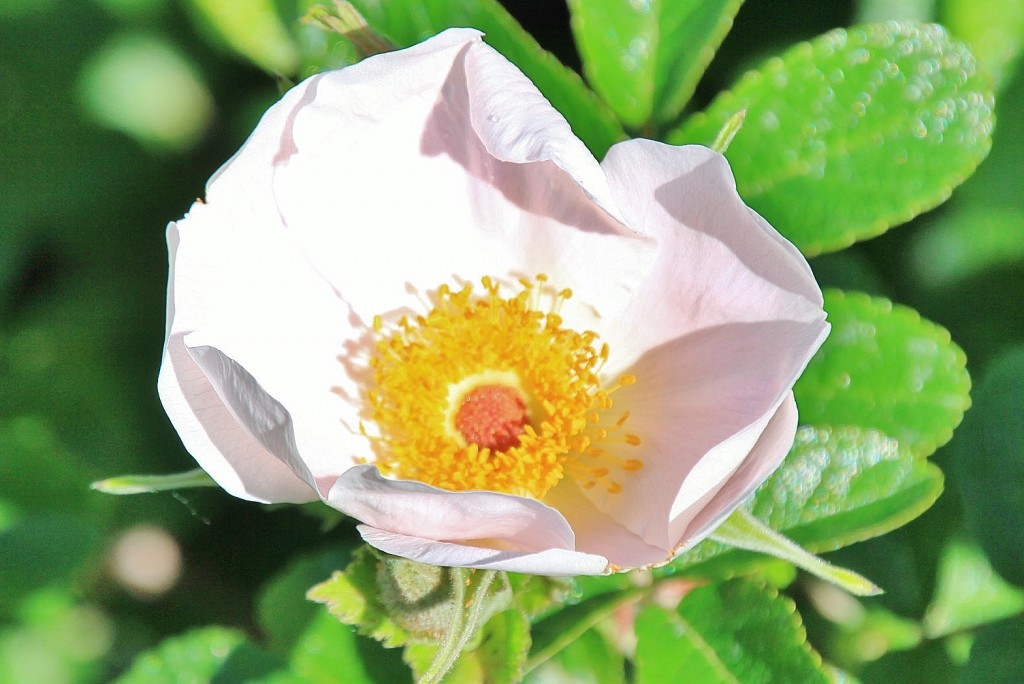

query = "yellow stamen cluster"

[{"left": 365, "top": 276, "right": 641, "bottom": 500}]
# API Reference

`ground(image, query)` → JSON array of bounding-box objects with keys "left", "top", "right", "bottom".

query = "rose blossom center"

[
  {"left": 363, "top": 275, "right": 643, "bottom": 499},
  {"left": 454, "top": 384, "right": 529, "bottom": 452}
]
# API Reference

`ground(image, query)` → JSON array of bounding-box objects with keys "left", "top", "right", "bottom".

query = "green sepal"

[
  {"left": 90, "top": 468, "right": 216, "bottom": 494},
  {"left": 711, "top": 507, "right": 882, "bottom": 596}
]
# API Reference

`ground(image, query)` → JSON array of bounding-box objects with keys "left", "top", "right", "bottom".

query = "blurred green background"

[{"left": 2, "top": 0, "right": 1022, "bottom": 681}]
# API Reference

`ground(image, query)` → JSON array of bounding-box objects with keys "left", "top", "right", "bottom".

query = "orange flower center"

[
  {"left": 362, "top": 276, "right": 642, "bottom": 500},
  {"left": 454, "top": 384, "right": 529, "bottom": 452}
]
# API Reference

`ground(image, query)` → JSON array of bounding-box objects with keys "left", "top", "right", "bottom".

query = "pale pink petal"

[
  {"left": 544, "top": 478, "right": 670, "bottom": 570},
  {"left": 159, "top": 333, "right": 313, "bottom": 503},
  {"left": 581, "top": 319, "right": 824, "bottom": 549},
  {"left": 597, "top": 139, "right": 826, "bottom": 367},
  {"left": 161, "top": 191, "right": 369, "bottom": 499},
  {"left": 327, "top": 465, "right": 576, "bottom": 551},
  {"left": 356, "top": 527, "right": 609, "bottom": 576},
  {"left": 671, "top": 393, "right": 799, "bottom": 551},
  {"left": 268, "top": 29, "right": 653, "bottom": 335}
]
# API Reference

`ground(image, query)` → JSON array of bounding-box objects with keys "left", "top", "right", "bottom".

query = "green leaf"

[
  {"left": 923, "top": 538, "right": 1024, "bottom": 638},
  {"left": 567, "top": 0, "right": 744, "bottom": 128},
  {"left": 795, "top": 289, "right": 971, "bottom": 457},
  {"left": 306, "top": 547, "right": 413, "bottom": 647},
  {"left": 286, "top": 609, "right": 412, "bottom": 684},
  {"left": 113, "top": 626, "right": 283, "bottom": 683},
  {"left": 961, "top": 617, "right": 1024, "bottom": 684},
  {"left": 505, "top": 572, "right": 573, "bottom": 619},
  {"left": 940, "top": 0, "right": 1024, "bottom": 89},
  {"left": 256, "top": 547, "right": 355, "bottom": 653},
  {"left": 0, "top": 514, "right": 101, "bottom": 615},
  {"left": 668, "top": 426, "right": 944, "bottom": 577},
  {"left": 954, "top": 345, "right": 1024, "bottom": 586},
  {"left": 671, "top": 22, "right": 995, "bottom": 255},
  {"left": 189, "top": 0, "right": 300, "bottom": 74},
  {"left": 909, "top": 207, "right": 1024, "bottom": 287},
  {"left": 711, "top": 508, "right": 881, "bottom": 595},
  {"left": 635, "top": 604, "right": 736, "bottom": 683},
  {"left": 526, "top": 625, "right": 626, "bottom": 684},
  {"left": 289, "top": 0, "right": 625, "bottom": 156},
  {"left": 635, "top": 580, "right": 831, "bottom": 684},
  {"left": 525, "top": 585, "right": 645, "bottom": 674}
]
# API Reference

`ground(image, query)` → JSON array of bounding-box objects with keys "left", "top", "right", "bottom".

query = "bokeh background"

[{"left": 2, "top": 0, "right": 1022, "bottom": 681}]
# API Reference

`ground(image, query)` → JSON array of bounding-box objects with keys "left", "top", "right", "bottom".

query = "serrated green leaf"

[
  {"left": 306, "top": 547, "right": 411, "bottom": 647},
  {"left": 635, "top": 604, "right": 736, "bottom": 683},
  {"left": 668, "top": 426, "right": 944, "bottom": 577},
  {"left": 287, "top": 0, "right": 625, "bottom": 156},
  {"left": 795, "top": 289, "right": 971, "bottom": 457},
  {"left": 954, "top": 345, "right": 1024, "bottom": 586},
  {"left": 505, "top": 572, "right": 573, "bottom": 620},
  {"left": 636, "top": 580, "right": 830, "bottom": 684},
  {"left": 567, "top": 0, "right": 744, "bottom": 128},
  {"left": 113, "top": 626, "right": 283, "bottom": 683},
  {"left": 671, "top": 22, "right": 995, "bottom": 255},
  {"left": 923, "top": 538, "right": 1024, "bottom": 638}
]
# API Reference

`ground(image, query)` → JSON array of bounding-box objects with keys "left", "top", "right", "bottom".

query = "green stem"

[{"left": 417, "top": 569, "right": 498, "bottom": 684}]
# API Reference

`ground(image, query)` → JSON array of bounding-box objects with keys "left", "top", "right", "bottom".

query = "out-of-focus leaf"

[
  {"left": 284, "top": 608, "right": 412, "bottom": 684},
  {"left": 525, "top": 585, "right": 644, "bottom": 674},
  {"left": 189, "top": 0, "right": 300, "bottom": 74},
  {"left": 566, "top": 0, "right": 744, "bottom": 128},
  {"left": 0, "top": 514, "right": 101, "bottom": 615},
  {"left": 940, "top": 0, "right": 1024, "bottom": 89},
  {"left": 113, "top": 626, "right": 283, "bottom": 683},
  {"left": 78, "top": 33, "right": 214, "bottom": 151},
  {"left": 954, "top": 345, "right": 1024, "bottom": 586},
  {"left": 0, "top": 589, "right": 113, "bottom": 684},
  {"left": 672, "top": 22, "right": 994, "bottom": 255},
  {"left": 960, "top": 617, "right": 1024, "bottom": 684},
  {"left": 636, "top": 580, "right": 831, "bottom": 684},
  {"left": 910, "top": 208, "right": 1024, "bottom": 287},
  {"left": 526, "top": 625, "right": 625, "bottom": 684},
  {"left": 668, "top": 426, "right": 943, "bottom": 577},
  {"left": 923, "top": 539, "right": 1024, "bottom": 638},
  {"left": 795, "top": 290, "right": 971, "bottom": 457},
  {"left": 286, "top": 0, "right": 625, "bottom": 156},
  {"left": 256, "top": 547, "right": 355, "bottom": 653}
]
